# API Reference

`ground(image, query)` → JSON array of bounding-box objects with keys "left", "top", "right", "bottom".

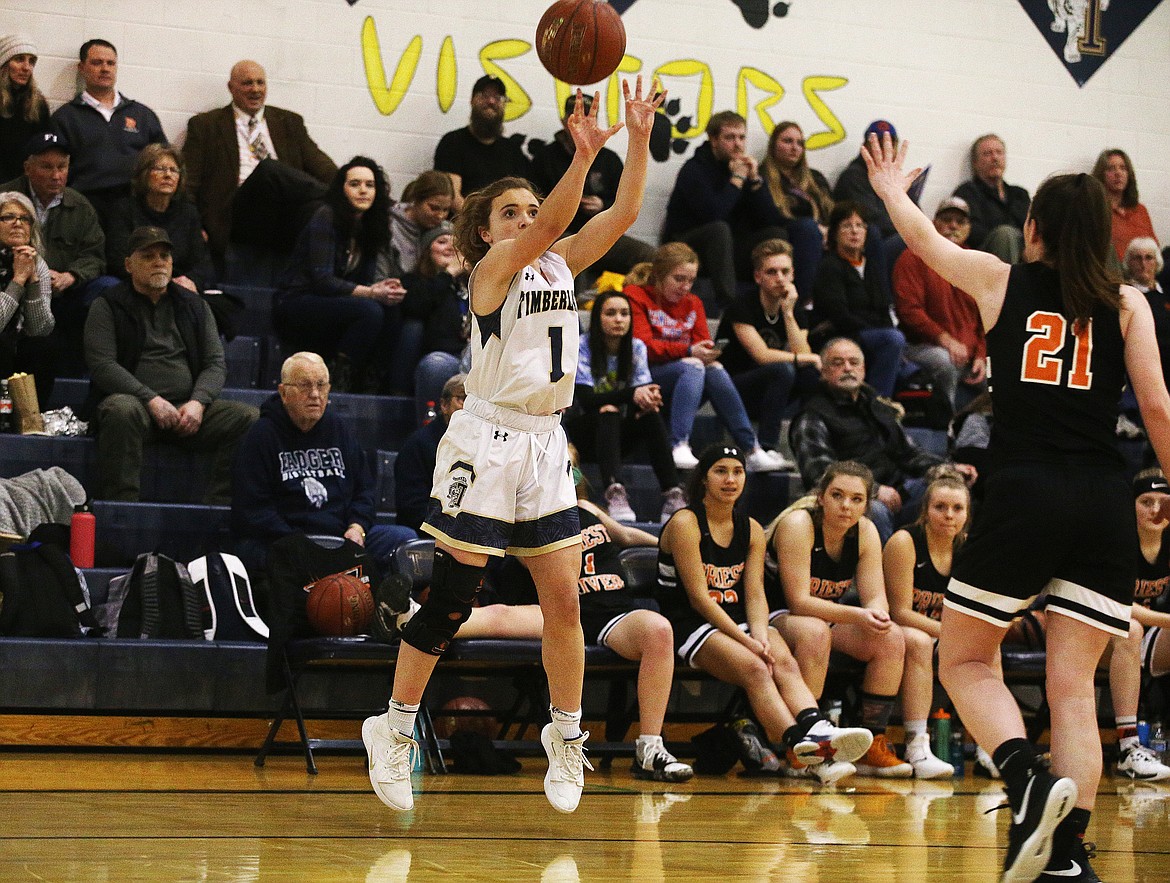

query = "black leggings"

[{"left": 565, "top": 407, "right": 679, "bottom": 491}]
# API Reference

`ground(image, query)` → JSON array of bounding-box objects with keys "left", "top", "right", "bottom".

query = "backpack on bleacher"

[
  {"left": 0, "top": 541, "right": 104, "bottom": 638},
  {"left": 187, "top": 551, "right": 268, "bottom": 641},
  {"left": 99, "top": 552, "right": 205, "bottom": 639}
]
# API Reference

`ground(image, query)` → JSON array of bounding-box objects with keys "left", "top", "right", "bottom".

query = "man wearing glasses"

[
  {"left": 83, "top": 225, "right": 257, "bottom": 503},
  {"left": 230, "top": 350, "right": 416, "bottom": 578},
  {"left": 434, "top": 75, "right": 532, "bottom": 209}
]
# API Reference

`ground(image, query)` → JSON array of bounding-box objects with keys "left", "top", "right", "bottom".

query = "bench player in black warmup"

[{"left": 866, "top": 133, "right": 1170, "bottom": 883}]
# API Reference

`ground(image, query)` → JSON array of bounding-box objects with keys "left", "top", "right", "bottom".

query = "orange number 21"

[{"left": 1020, "top": 312, "right": 1092, "bottom": 390}]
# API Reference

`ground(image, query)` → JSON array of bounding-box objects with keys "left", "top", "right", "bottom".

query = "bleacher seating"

[{"left": 0, "top": 261, "right": 1065, "bottom": 760}]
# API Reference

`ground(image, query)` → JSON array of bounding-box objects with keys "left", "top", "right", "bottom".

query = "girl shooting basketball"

[{"left": 363, "top": 78, "right": 664, "bottom": 815}]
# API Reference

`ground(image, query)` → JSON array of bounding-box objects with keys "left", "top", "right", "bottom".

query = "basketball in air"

[
  {"left": 305, "top": 572, "right": 373, "bottom": 636},
  {"left": 535, "top": 0, "right": 627, "bottom": 85}
]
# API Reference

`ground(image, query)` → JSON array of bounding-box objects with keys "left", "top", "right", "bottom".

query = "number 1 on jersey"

[
  {"left": 1020, "top": 311, "right": 1093, "bottom": 390},
  {"left": 548, "top": 326, "right": 565, "bottom": 382}
]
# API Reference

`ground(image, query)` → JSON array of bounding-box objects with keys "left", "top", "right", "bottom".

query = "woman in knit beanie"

[{"left": 0, "top": 36, "right": 49, "bottom": 182}]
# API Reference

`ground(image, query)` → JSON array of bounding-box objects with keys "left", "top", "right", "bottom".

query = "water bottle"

[
  {"left": 1137, "top": 719, "right": 1150, "bottom": 747},
  {"left": 950, "top": 727, "right": 965, "bottom": 776},
  {"left": 70, "top": 503, "right": 96, "bottom": 568},
  {"left": 422, "top": 400, "right": 437, "bottom": 425},
  {"left": 931, "top": 708, "right": 951, "bottom": 761},
  {"left": 1152, "top": 722, "right": 1167, "bottom": 763},
  {"left": 0, "top": 380, "right": 12, "bottom": 433}
]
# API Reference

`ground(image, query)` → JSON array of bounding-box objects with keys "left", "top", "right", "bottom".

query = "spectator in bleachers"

[
  {"left": 661, "top": 111, "right": 787, "bottom": 306},
  {"left": 433, "top": 75, "right": 531, "bottom": 209},
  {"left": 564, "top": 289, "right": 684, "bottom": 524},
  {"left": 104, "top": 144, "right": 214, "bottom": 294},
  {"left": 0, "top": 190, "right": 55, "bottom": 402},
  {"left": 390, "top": 170, "right": 454, "bottom": 275},
  {"left": 759, "top": 121, "right": 831, "bottom": 299},
  {"left": 531, "top": 93, "right": 654, "bottom": 277},
  {"left": 1093, "top": 148, "right": 1158, "bottom": 262},
  {"left": 811, "top": 202, "right": 904, "bottom": 397},
  {"left": 656, "top": 443, "right": 873, "bottom": 781},
  {"left": 789, "top": 337, "right": 975, "bottom": 541},
  {"left": 719, "top": 238, "right": 819, "bottom": 459},
  {"left": 83, "top": 225, "right": 257, "bottom": 503},
  {"left": 625, "top": 242, "right": 789, "bottom": 473},
  {"left": 2, "top": 133, "right": 105, "bottom": 376},
  {"left": 0, "top": 35, "right": 49, "bottom": 183},
  {"left": 231, "top": 350, "right": 416, "bottom": 579},
  {"left": 892, "top": 196, "right": 986, "bottom": 409},
  {"left": 50, "top": 39, "right": 166, "bottom": 227},
  {"left": 274, "top": 157, "right": 405, "bottom": 394},
  {"left": 833, "top": 120, "right": 900, "bottom": 241},
  {"left": 402, "top": 221, "right": 469, "bottom": 418},
  {"left": 952, "top": 134, "right": 1030, "bottom": 263},
  {"left": 183, "top": 60, "right": 337, "bottom": 260},
  {"left": 394, "top": 373, "right": 465, "bottom": 532}
]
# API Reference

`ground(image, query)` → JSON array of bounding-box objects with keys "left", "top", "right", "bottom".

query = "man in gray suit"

[{"left": 182, "top": 60, "right": 337, "bottom": 257}]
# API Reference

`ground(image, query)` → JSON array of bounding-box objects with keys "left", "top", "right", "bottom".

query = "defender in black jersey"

[
  {"left": 656, "top": 444, "right": 873, "bottom": 779},
  {"left": 867, "top": 135, "right": 1170, "bottom": 883}
]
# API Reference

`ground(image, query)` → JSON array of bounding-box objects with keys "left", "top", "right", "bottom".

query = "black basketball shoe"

[{"left": 1000, "top": 763, "right": 1078, "bottom": 883}]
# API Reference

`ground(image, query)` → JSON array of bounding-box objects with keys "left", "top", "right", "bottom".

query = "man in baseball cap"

[
  {"left": 83, "top": 225, "right": 257, "bottom": 503},
  {"left": 433, "top": 73, "right": 531, "bottom": 207},
  {"left": 891, "top": 195, "right": 986, "bottom": 410},
  {"left": 1, "top": 129, "right": 106, "bottom": 375}
]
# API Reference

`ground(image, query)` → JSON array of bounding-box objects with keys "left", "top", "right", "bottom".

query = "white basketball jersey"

[{"left": 465, "top": 250, "right": 579, "bottom": 416}]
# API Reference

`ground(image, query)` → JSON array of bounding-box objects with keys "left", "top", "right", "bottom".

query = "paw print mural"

[{"left": 730, "top": 0, "right": 791, "bottom": 29}]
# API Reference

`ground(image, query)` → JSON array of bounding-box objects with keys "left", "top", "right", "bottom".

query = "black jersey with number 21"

[{"left": 986, "top": 262, "right": 1126, "bottom": 467}]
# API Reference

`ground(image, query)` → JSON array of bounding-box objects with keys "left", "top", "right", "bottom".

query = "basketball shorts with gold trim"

[{"left": 422, "top": 395, "right": 580, "bottom": 558}]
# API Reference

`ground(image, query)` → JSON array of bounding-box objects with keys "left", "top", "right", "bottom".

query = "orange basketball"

[
  {"left": 535, "top": 0, "right": 627, "bottom": 85},
  {"left": 305, "top": 572, "right": 373, "bottom": 637}
]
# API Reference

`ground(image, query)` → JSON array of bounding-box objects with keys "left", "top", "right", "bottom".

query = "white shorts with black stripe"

[{"left": 422, "top": 394, "right": 580, "bottom": 558}]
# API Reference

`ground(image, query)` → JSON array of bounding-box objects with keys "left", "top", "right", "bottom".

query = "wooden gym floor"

[{"left": 1, "top": 750, "right": 1168, "bottom": 881}]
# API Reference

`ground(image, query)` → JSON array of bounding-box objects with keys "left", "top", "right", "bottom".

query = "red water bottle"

[{"left": 70, "top": 503, "right": 96, "bottom": 568}]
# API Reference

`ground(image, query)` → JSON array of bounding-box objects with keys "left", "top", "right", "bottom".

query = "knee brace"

[{"left": 400, "top": 548, "right": 484, "bottom": 655}]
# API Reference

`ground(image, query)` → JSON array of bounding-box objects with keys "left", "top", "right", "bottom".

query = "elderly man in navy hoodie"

[{"left": 231, "top": 351, "right": 415, "bottom": 576}]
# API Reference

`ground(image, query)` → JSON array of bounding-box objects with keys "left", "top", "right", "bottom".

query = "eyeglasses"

[
  {"left": 0, "top": 213, "right": 31, "bottom": 225},
  {"left": 150, "top": 166, "right": 181, "bottom": 176},
  {"left": 286, "top": 381, "right": 330, "bottom": 394},
  {"left": 475, "top": 92, "right": 508, "bottom": 104}
]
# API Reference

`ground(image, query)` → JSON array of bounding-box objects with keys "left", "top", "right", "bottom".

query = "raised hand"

[
  {"left": 622, "top": 75, "right": 666, "bottom": 145},
  {"left": 861, "top": 131, "right": 923, "bottom": 204},
  {"left": 565, "top": 89, "right": 623, "bottom": 163}
]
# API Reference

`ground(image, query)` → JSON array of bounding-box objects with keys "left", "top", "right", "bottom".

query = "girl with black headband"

[{"left": 655, "top": 443, "right": 873, "bottom": 780}]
